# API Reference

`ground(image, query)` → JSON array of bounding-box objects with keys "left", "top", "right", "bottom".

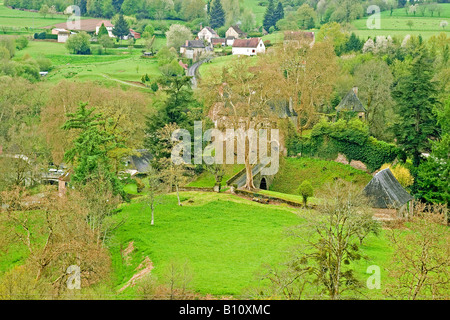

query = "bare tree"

[{"left": 385, "top": 203, "right": 449, "bottom": 300}]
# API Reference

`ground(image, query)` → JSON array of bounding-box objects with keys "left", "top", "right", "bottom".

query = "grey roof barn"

[
  {"left": 336, "top": 87, "right": 366, "bottom": 113},
  {"left": 363, "top": 168, "right": 414, "bottom": 209}
]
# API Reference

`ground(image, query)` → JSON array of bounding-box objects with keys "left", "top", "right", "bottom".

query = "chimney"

[{"left": 352, "top": 86, "right": 358, "bottom": 96}]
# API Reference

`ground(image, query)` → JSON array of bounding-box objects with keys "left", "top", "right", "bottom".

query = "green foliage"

[
  {"left": 209, "top": 0, "right": 225, "bottom": 29},
  {"left": 15, "top": 36, "right": 28, "bottom": 50},
  {"left": 97, "top": 23, "right": 109, "bottom": 38},
  {"left": 62, "top": 103, "right": 126, "bottom": 199},
  {"left": 288, "top": 119, "right": 398, "bottom": 172},
  {"left": 112, "top": 14, "right": 130, "bottom": 40},
  {"left": 393, "top": 42, "right": 439, "bottom": 168},
  {"left": 297, "top": 180, "right": 314, "bottom": 206},
  {"left": 65, "top": 31, "right": 91, "bottom": 55}
]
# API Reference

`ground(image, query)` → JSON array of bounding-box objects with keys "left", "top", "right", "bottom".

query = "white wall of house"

[
  {"left": 58, "top": 33, "right": 70, "bottom": 43},
  {"left": 198, "top": 28, "right": 216, "bottom": 43},
  {"left": 232, "top": 39, "right": 265, "bottom": 56},
  {"left": 95, "top": 25, "right": 114, "bottom": 37}
]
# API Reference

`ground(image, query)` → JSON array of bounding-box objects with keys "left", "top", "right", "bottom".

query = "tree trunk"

[
  {"left": 176, "top": 184, "right": 181, "bottom": 206},
  {"left": 151, "top": 202, "right": 154, "bottom": 226}
]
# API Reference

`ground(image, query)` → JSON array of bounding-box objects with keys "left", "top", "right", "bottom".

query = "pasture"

[{"left": 352, "top": 4, "right": 450, "bottom": 40}]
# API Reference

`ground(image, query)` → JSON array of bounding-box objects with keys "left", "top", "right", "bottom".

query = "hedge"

[{"left": 287, "top": 119, "right": 399, "bottom": 172}]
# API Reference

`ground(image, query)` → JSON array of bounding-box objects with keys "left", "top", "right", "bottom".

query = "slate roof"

[
  {"left": 230, "top": 25, "right": 246, "bottom": 36},
  {"left": 181, "top": 40, "right": 206, "bottom": 48},
  {"left": 363, "top": 168, "right": 414, "bottom": 208},
  {"left": 336, "top": 89, "right": 366, "bottom": 113}
]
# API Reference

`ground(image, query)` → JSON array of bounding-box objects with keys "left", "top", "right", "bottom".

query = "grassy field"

[
  {"left": 270, "top": 157, "right": 373, "bottom": 196},
  {"left": 352, "top": 4, "right": 450, "bottom": 40},
  {"left": 0, "top": 3, "right": 89, "bottom": 30},
  {"left": 106, "top": 191, "right": 393, "bottom": 298},
  {"left": 107, "top": 191, "right": 304, "bottom": 297}
]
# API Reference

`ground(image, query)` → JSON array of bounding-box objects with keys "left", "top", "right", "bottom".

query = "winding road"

[{"left": 188, "top": 57, "right": 213, "bottom": 88}]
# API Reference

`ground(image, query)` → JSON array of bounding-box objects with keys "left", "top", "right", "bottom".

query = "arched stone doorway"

[{"left": 260, "top": 177, "right": 268, "bottom": 190}]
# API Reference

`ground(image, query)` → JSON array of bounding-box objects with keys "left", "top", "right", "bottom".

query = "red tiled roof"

[{"left": 232, "top": 38, "right": 261, "bottom": 48}]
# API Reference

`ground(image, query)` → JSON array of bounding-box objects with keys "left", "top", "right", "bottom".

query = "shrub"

[
  {"left": 298, "top": 180, "right": 314, "bottom": 206},
  {"left": 15, "top": 36, "right": 28, "bottom": 50}
]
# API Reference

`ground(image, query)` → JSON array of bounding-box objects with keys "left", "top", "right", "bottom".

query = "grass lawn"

[
  {"left": 0, "top": 3, "right": 90, "bottom": 30},
  {"left": 352, "top": 4, "right": 450, "bottom": 40},
  {"left": 106, "top": 191, "right": 304, "bottom": 297},
  {"left": 270, "top": 157, "right": 372, "bottom": 195},
  {"left": 186, "top": 164, "right": 245, "bottom": 188}
]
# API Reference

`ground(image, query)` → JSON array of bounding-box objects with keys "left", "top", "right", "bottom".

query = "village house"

[
  {"left": 57, "top": 30, "right": 71, "bottom": 43},
  {"left": 232, "top": 38, "right": 265, "bottom": 56},
  {"left": 198, "top": 26, "right": 218, "bottom": 44},
  {"left": 336, "top": 87, "right": 367, "bottom": 121},
  {"left": 284, "top": 31, "right": 315, "bottom": 48},
  {"left": 180, "top": 40, "right": 207, "bottom": 61},
  {"left": 95, "top": 20, "right": 115, "bottom": 37},
  {"left": 226, "top": 25, "right": 247, "bottom": 39},
  {"left": 212, "top": 38, "right": 227, "bottom": 47}
]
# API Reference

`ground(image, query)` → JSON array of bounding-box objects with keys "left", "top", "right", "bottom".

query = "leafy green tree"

[
  {"left": 62, "top": 103, "right": 126, "bottom": 199},
  {"left": 298, "top": 180, "right": 314, "bottom": 207},
  {"left": 99, "top": 34, "right": 114, "bottom": 53},
  {"left": 112, "top": 14, "right": 130, "bottom": 41},
  {"left": 65, "top": 31, "right": 91, "bottom": 55},
  {"left": 209, "top": 0, "right": 225, "bottom": 29},
  {"left": 39, "top": 4, "right": 49, "bottom": 18},
  {"left": 393, "top": 43, "right": 439, "bottom": 168}
]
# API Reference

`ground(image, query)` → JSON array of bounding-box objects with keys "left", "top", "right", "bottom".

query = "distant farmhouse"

[
  {"left": 226, "top": 25, "right": 247, "bottom": 39},
  {"left": 284, "top": 31, "right": 315, "bottom": 48},
  {"left": 198, "top": 26, "right": 218, "bottom": 44},
  {"left": 180, "top": 40, "right": 207, "bottom": 61},
  {"left": 232, "top": 38, "right": 265, "bottom": 56}
]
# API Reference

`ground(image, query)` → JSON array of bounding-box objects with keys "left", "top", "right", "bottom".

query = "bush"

[
  {"left": 298, "top": 180, "right": 314, "bottom": 206},
  {"left": 15, "top": 36, "right": 28, "bottom": 50},
  {"left": 150, "top": 82, "right": 159, "bottom": 92},
  {"left": 35, "top": 56, "right": 52, "bottom": 71}
]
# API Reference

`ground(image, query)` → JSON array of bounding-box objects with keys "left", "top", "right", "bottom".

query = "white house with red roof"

[{"left": 232, "top": 38, "right": 265, "bottom": 56}]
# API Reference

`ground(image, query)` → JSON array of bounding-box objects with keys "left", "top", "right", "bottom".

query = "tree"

[
  {"left": 97, "top": 23, "right": 109, "bottom": 38},
  {"left": 98, "top": 34, "right": 114, "bottom": 53},
  {"left": 296, "top": 4, "right": 316, "bottom": 30},
  {"left": 263, "top": 0, "right": 275, "bottom": 32},
  {"left": 200, "top": 56, "right": 283, "bottom": 190},
  {"left": 112, "top": 14, "right": 130, "bottom": 41},
  {"left": 65, "top": 31, "right": 91, "bottom": 54},
  {"left": 142, "top": 167, "right": 165, "bottom": 225},
  {"left": 298, "top": 180, "right": 313, "bottom": 207},
  {"left": 62, "top": 103, "right": 126, "bottom": 199},
  {"left": 165, "top": 24, "right": 192, "bottom": 49},
  {"left": 393, "top": 44, "right": 439, "bottom": 168},
  {"left": 222, "top": 0, "right": 240, "bottom": 26},
  {"left": 407, "top": 20, "right": 414, "bottom": 30},
  {"left": 288, "top": 181, "right": 378, "bottom": 299},
  {"left": 354, "top": 59, "right": 395, "bottom": 141},
  {"left": 385, "top": 204, "right": 449, "bottom": 299},
  {"left": 39, "top": 4, "right": 49, "bottom": 18},
  {"left": 273, "top": 1, "right": 284, "bottom": 24},
  {"left": 209, "top": 0, "right": 225, "bottom": 29}
]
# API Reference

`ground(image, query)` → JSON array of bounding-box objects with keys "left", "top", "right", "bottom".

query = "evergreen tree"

[
  {"left": 263, "top": 0, "right": 275, "bottom": 32},
  {"left": 273, "top": 1, "right": 284, "bottom": 25},
  {"left": 209, "top": 0, "right": 225, "bottom": 29},
  {"left": 112, "top": 14, "right": 130, "bottom": 41},
  {"left": 62, "top": 103, "right": 126, "bottom": 199},
  {"left": 97, "top": 23, "right": 109, "bottom": 38},
  {"left": 345, "top": 32, "right": 363, "bottom": 52},
  {"left": 393, "top": 43, "right": 439, "bottom": 169}
]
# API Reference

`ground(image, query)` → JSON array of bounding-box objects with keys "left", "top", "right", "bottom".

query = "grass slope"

[
  {"left": 270, "top": 157, "right": 372, "bottom": 195},
  {"left": 107, "top": 192, "right": 303, "bottom": 297}
]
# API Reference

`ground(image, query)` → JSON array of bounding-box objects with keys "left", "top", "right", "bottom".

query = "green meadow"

[
  {"left": 105, "top": 191, "right": 393, "bottom": 298},
  {"left": 352, "top": 4, "right": 450, "bottom": 40}
]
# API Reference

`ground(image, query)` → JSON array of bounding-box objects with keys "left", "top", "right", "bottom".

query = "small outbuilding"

[{"left": 363, "top": 168, "right": 414, "bottom": 217}]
